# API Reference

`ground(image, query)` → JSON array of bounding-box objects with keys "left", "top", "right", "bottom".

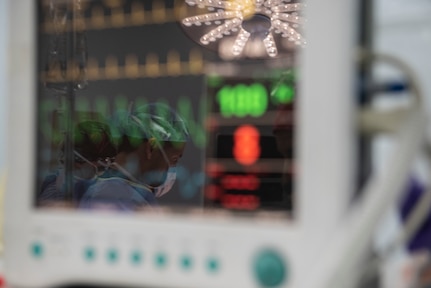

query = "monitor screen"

[
  {"left": 205, "top": 77, "right": 294, "bottom": 212},
  {"left": 35, "top": 0, "right": 300, "bottom": 217}
]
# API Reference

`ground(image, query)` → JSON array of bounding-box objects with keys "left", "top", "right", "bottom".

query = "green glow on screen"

[
  {"left": 39, "top": 96, "right": 207, "bottom": 149},
  {"left": 272, "top": 84, "right": 294, "bottom": 104},
  {"left": 207, "top": 75, "right": 224, "bottom": 88},
  {"left": 217, "top": 83, "right": 268, "bottom": 118}
]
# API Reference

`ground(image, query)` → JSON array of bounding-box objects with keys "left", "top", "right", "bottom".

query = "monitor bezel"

[{"left": 4, "top": 1, "right": 358, "bottom": 287}]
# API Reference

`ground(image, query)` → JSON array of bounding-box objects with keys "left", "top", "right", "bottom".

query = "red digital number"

[{"left": 233, "top": 125, "right": 260, "bottom": 166}]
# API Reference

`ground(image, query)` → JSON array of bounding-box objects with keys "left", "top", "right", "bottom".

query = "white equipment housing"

[{"left": 6, "top": 1, "right": 418, "bottom": 288}]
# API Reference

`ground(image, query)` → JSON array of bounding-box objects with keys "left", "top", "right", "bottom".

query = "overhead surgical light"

[{"left": 181, "top": 0, "right": 305, "bottom": 59}]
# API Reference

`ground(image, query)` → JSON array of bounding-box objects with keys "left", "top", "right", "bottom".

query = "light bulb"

[{"left": 232, "top": 28, "right": 251, "bottom": 56}]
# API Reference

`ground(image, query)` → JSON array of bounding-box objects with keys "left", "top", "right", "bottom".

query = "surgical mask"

[
  {"left": 126, "top": 114, "right": 180, "bottom": 195},
  {"left": 73, "top": 151, "right": 98, "bottom": 180},
  {"left": 111, "top": 141, "right": 176, "bottom": 197},
  {"left": 74, "top": 165, "right": 97, "bottom": 180},
  {"left": 149, "top": 136, "right": 179, "bottom": 197},
  {"left": 153, "top": 166, "right": 177, "bottom": 198},
  {"left": 56, "top": 151, "right": 98, "bottom": 191},
  {"left": 131, "top": 115, "right": 177, "bottom": 188}
]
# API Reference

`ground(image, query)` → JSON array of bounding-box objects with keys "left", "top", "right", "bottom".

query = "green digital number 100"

[{"left": 217, "top": 83, "right": 268, "bottom": 118}]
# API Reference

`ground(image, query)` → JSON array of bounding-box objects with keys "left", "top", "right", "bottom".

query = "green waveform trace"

[{"left": 38, "top": 96, "right": 208, "bottom": 150}]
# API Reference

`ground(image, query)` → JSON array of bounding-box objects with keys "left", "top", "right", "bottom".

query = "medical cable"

[{"left": 356, "top": 52, "right": 431, "bottom": 287}]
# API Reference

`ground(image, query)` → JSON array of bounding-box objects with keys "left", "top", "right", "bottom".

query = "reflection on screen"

[{"left": 36, "top": 0, "right": 299, "bottom": 217}]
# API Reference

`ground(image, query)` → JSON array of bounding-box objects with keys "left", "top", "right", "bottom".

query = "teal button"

[
  {"left": 206, "top": 257, "right": 220, "bottom": 273},
  {"left": 253, "top": 250, "right": 287, "bottom": 287},
  {"left": 107, "top": 249, "right": 119, "bottom": 264},
  {"left": 154, "top": 252, "right": 167, "bottom": 268},
  {"left": 31, "top": 242, "right": 43, "bottom": 258},
  {"left": 84, "top": 247, "right": 96, "bottom": 262},
  {"left": 180, "top": 255, "right": 193, "bottom": 270},
  {"left": 131, "top": 251, "right": 142, "bottom": 265}
]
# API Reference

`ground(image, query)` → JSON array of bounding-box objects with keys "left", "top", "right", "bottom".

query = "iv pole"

[{"left": 45, "top": 0, "right": 87, "bottom": 203}]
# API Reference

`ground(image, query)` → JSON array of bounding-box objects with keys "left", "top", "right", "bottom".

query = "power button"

[{"left": 253, "top": 249, "right": 287, "bottom": 287}]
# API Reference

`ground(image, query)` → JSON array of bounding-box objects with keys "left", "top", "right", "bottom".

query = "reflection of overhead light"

[
  {"left": 219, "top": 36, "right": 266, "bottom": 59},
  {"left": 182, "top": 0, "right": 305, "bottom": 58}
]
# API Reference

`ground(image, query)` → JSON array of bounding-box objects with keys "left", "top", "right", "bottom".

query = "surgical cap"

[
  {"left": 110, "top": 103, "right": 189, "bottom": 148},
  {"left": 135, "top": 103, "right": 189, "bottom": 143},
  {"left": 62, "top": 120, "right": 117, "bottom": 161}
]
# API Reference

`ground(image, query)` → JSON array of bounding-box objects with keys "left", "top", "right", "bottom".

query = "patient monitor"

[{"left": 6, "top": 0, "right": 420, "bottom": 287}]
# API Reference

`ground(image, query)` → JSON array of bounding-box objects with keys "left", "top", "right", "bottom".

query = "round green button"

[
  {"left": 180, "top": 255, "right": 193, "bottom": 270},
  {"left": 155, "top": 252, "right": 167, "bottom": 268},
  {"left": 31, "top": 242, "right": 43, "bottom": 258},
  {"left": 84, "top": 247, "right": 96, "bottom": 262},
  {"left": 206, "top": 257, "right": 220, "bottom": 273},
  {"left": 253, "top": 250, "right": 287, "bottom": 287},
  {"left": 131, "top": 251, "right": 142, "bottom": 265},
  {"left": 107, "top": 249, "right": 119, "bottom": 263}
]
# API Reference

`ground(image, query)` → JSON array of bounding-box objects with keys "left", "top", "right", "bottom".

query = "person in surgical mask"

[
  {"left": 79, "top": 102, "right": 189, "bottom": 211},
  {"left": 38, "top": 120, "right": 117, "bottom": 204}
]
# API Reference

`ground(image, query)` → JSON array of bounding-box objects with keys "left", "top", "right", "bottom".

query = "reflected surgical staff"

[
  {"left": 38, "top": 120, "right": 116, "bottom": 204},
  {"left": 79, "top": 103, "right": 189, "bottom": 211}
]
